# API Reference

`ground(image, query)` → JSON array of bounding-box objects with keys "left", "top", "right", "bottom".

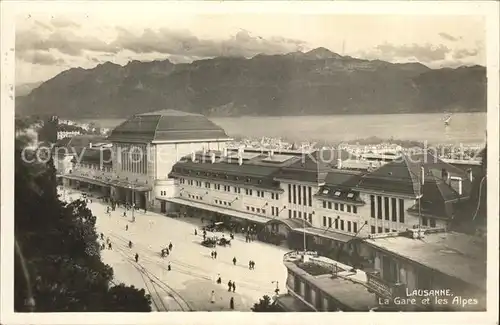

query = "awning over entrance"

[
  {"left": 300, "top": 227, "right": 353, "bottom": 243},
  {"left": 62, "top": 174, "right": 110, "bottom": 187},
  {"left": 108, "top": 179, "right": 152, "bottom": 192},
  {"left": 265, "top": 218, "right": 312, "bottom": 230},
  {"left": 166, "top": 197, "right": 270, "bottom": 224}
]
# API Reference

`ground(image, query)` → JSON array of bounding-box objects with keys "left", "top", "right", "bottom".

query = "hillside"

[{"left": 15, "top": 48, "right": 487, "bottom": 118}]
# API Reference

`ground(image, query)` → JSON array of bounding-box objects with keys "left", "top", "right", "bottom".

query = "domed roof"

[{"left": 107, "top": 109, "right": 231, "bottom": 143}]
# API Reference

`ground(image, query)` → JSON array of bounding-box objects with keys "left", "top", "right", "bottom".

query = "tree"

[
  {"left": 14, "top": 121, "right": 151, "bottom": 312},
  {"left": 251, "top": 295, "right": 283, "bottom": 312}
]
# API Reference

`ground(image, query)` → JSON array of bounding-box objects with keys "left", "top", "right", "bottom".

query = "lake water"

[{"left": 79, "top": 112, "right": 487, "bottom": 145}]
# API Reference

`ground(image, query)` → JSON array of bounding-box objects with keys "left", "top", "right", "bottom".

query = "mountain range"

[{"left": 16, "top": 47, "right": 487, "bottom": 118}]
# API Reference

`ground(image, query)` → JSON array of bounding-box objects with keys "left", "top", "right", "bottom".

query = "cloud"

[
  {"left": 17, "top": 50, "right": 65, "bottom": 66},
  {"left": 110, "top": 27, "right": 306, "bottom": 59},
  {"left": 50, "top": 17, "right": 80, "bottom": 29},
  {"left": 452, "top": 48, "right": 479, "bottom": 60},
  {"left": 361, "top": 42, "right": 451, "bottom": 63},
  {"left": 16, "top": 28, "right": 119, "bottom": 57},
  {"left": 16, "top": 25, "right": 307, "bottom": 66},
  {"left": 438, "top": 32, "right": 459, "bottom": 42}
]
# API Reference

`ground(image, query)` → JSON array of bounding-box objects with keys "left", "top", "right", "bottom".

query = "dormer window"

[
  {"left": 246, "top": 178, "right": 251, "bottom": 183},
  {"left": 322, "top": 188, "right": 329, "bottom": 194},
  {"left": 334, "top": 191, "right": 341, "bottom": 197},
  {"left": 347, "top": 193, "right": 354, "bottom": 198},
  {"left": 225, "top": 175, "right": 229, "bottom": 179},
  {"left": 196, "top": 172, "right": 200, "bottom": 175},
  {"left": 258, "top": 180, "right": 262, "bottom": 184},
  {"left": 235, "top": 176, "right": 239, "bottom": 180}
]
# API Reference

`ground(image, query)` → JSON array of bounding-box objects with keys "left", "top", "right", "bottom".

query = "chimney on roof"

[
  {"left": 191, "top": 151, "right": 196, "bottom": 162},
  {"left": 337, "top": 158, "right": 342, "bottom": 169},
  {"left": 467, "top": 169, "right": 473, "bottom": 182},
  {"left": 421, "top": 167, "right": 425, "bottom": 185},
  {"left": 238, "top": 156, "right": 243, "bottom": 166},
  {"left": 211, "top": 152, "right": 216, "bottom": 164},
  {"left": 89, "top": 142, "right": 92, "bottom": 148}
]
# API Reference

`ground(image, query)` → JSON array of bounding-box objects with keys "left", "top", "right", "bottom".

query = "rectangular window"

[
  {"left": 391, "top": 198, "right": 397, "bottom": 222},
  {"left": 385, "top": 228, "right": 390, "bottom": 233},
  {"left": 262, "top": 209, "right": 266, "bottom": 214},
  {"left": 288, "top": 184, "right": 292, "bottom": 203},
  {"left": 334, "top": 203, "right": 339, "bottom": 210},
  {"left": 308, "top": 214, "right": 312, "bottom": 223},
  {"left": 370, "top": 195, "right": 375, "bottom": 218},
  {"left": 271, "top": 193, "right": 274, "bottom": 200},
  {"left": 293, "top": 211, "right": 297, "bottom": 218},
  {"left": 323, "top": 201, "right": 327, "bottom": 208},
  {"left": 303, "top": 186, "right": 307, "bottom": 206},
  {"left": 384, "top": 197, "right": 390, "bottom": 220},
  {"left": 399, "top": 199, "right": 405, "bottom": 223},
  {"left": 298, "top": 211, "right": 302, "bottom": 219},
  {"left": 328, "top": 217, "right": 332, "bottom": 228},
  {"left": 271, "top": 207, "right": 275, "bottom": 216},
  {"left": 347, "top": 221, "right": 351, "bottom": 232},
  {"left": 347, "top": 205, "right": 351, "bottom": 213},
  {"left": 298, "top": 185, "right": 302, "bottom": 205},
  {"left": 335, "top": 218, "right": 339, "bottom": 229},
  {"left": 371, "top": 226, "right": 375, "bottom": 234},
  {"left": 377, "top": 196, "right": 382, "bottom": 219},
  {"left": 422, "top": 217, "right": 428, "bottom": 226},
  {"left": 247, "top": 206, "right": 250, "bottom": 211},
  {"left": 293, "top": 185, "right": 297, "bottom": 204},
  {"left": 353, "top": 222, "right": 358, "bottom": 234},
  {"left": 353, "top": 206, "right": 357, "bottom": 214},
  {"left": 328, "top": 202, "right": 332, "bottom": 209},
  {"left": 257, "top": 208, "right": 261, "bottom": 213},
  {"left": 289, "top": 210, "right": 292, "bottom": 218},
  {"left": 249, "top": 189, "right": 253, "bottom": 196},
  {"left": 340, "top": 204, "right": 344, "bottom": 212},
  {"left": 323, "top": 216, "right": 327, "bottom": 227},
  {"left": 276, "top": 194, "right": 279, "bottom": 200},
  {"left": 378, "top": 226, "right": 383, "bottom": 233},
  {"left": 430, "top": 218, "right": 436, "bottom": 228},
  {"left": 308, "top": 187, "right": 312, "bottom": 207},
  {"left": 340, "top": 220, "right": 344, "bottom": 231}
]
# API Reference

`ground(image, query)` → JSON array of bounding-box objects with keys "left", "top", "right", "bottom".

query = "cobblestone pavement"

[{"left": 61, "top": 188, "right": 289, "bottom": 311}]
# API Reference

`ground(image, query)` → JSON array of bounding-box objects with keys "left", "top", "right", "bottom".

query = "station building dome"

[{"left": 107, "top": 109, "right": 231, "bottom": 143}]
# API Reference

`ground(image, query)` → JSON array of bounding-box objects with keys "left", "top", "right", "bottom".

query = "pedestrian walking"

[
  {"left": 217, "top": 274, "right": 222, "bottom": 284},
  {"left": 227, "top": 280, "right": 232, "bottom": 292},
  {"left": 167, "top": 262, "right": 171, "bottom": 271},
  {"left": 125, "top": 224, "right": 128, "bottom": 231},
  {"left": 211, "top": 251, "right": 214, "bottom": 259},
  {"left": 106, "top": 237, "right": 110, "bottom": 244},
  {"left": 252, "top": 261, "right": 256, "bottom": 270},
  {"left": 123, "top": 211, "right": 126, "bottom": 217},
  {"left": 168, "top": 242, "right": 173, "bottom": 251},
  {"left": 248, "top": 260, "right": 252, "bottom": 269},
  {"left": 210, "top": 290, "right": 215, "bottom": 304},
  {"left": 213, "top": 251, "right": 217, "bottom": 259},
  {"left": 100, "top": 233, "right": 104, "bottom": 240},
  {"left": 108, "top": 242, "right": 112, "bottom": 250},
  {"left": 194, "top": 229, "right": 198, "bottom": 236},
  {"left": 161, "top": 249, "right": 165, "bottom": 258},
  {"left": 230, "top": 297, "right": 234, "bottom": 310},
  {"left": 135, "top": 253, "right": 139, "bottom": 263},
  {"left": 128, "top": 240, "right": 133, "bottom": 249},
  {"left": 232, "top": 257, "right": 237, "bottom": 266},
  {"left": 232, "top": 281, "right": 236, "bottom": 292}
]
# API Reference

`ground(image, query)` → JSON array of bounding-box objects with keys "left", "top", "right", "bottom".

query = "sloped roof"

[
  {"left": 351, "top": 152, "right": 471, "bottom": 198},
  {"left": 107, "top": 109, "right": 230, "bottom": 143},
  {"left": 273, "top": 149, "right": 351, "bottom": 183}
]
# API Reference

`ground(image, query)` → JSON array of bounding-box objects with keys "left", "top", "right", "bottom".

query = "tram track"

[
  {"left": 111, "top": 240, "right": 193, "bottom": 311},
  {"left": 108, "top": 231, "right": 276, "bottom": 293}
]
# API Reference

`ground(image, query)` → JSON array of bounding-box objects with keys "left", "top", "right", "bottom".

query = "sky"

[{"left": 12, "top": 2, "right": 487, "bottom": 85}]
